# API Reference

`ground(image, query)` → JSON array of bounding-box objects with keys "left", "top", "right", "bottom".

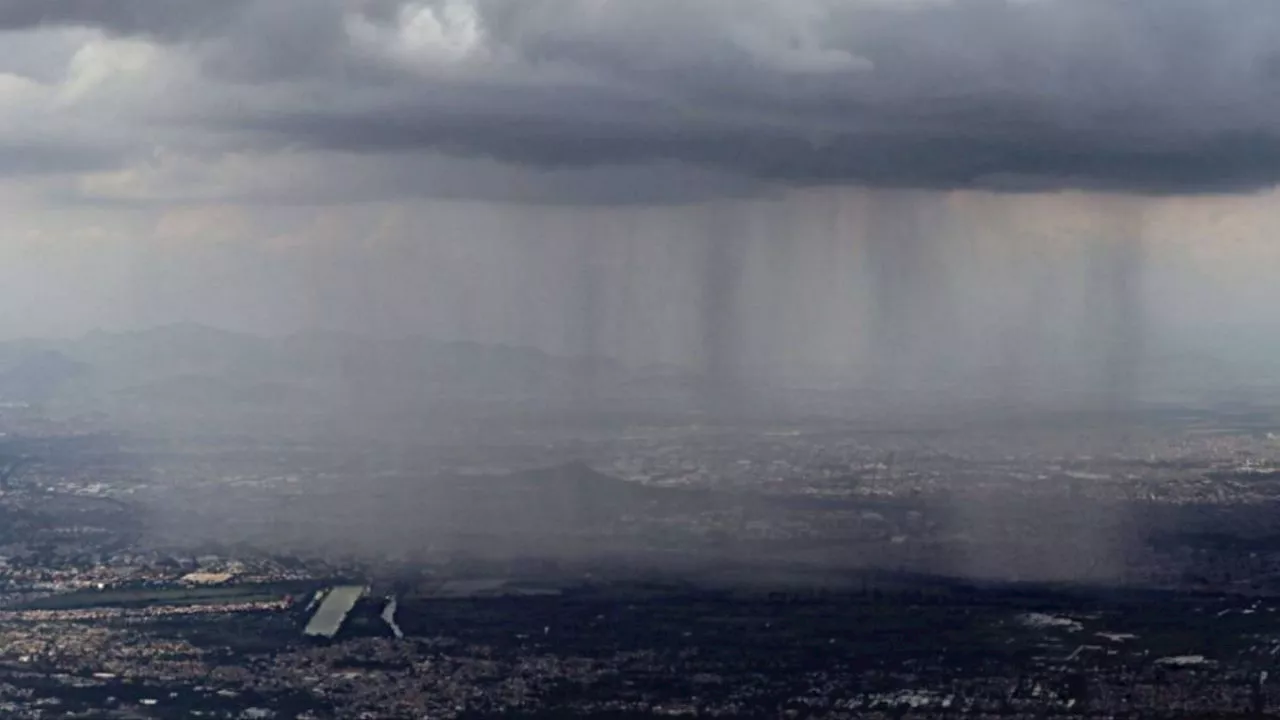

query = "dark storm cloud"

[
  {"left": 196, "top": 0, "right": 356, "bottom": 84},
  {"left": 0, "top": 141, "right": 120, "bottom": 176},
  {"left": 184, "top": 0, "right": 1280, "bottom": 195},
  {"left": 253, "top": 109, "right": 1280, "bottom": 195},
  {"left": 16, "top": 0, "right": 1280, "bottom": 196},
  {"left": 0, "top": 0, "right": 252, "bottom": 39}
]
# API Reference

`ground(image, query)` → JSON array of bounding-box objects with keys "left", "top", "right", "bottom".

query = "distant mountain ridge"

[{"left": 0, "top": 325, "right": 705, "bottom": 426}]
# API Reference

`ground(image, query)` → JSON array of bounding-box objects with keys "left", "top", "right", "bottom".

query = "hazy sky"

[{"left": 2, "top": 0, "right": 1280, "bottom": 385}]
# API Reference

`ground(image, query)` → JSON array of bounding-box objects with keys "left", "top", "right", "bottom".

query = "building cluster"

[{"left": 0, "top": 410, "right": 1275, "bottom": 714}]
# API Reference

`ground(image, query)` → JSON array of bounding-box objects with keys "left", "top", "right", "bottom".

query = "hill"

[{"left": 0, "top": 325, "right": 692, "bottom": 435}]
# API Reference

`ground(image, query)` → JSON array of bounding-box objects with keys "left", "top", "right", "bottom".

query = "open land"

[{"left": 1, "top": 398, "right": 1280, "bottom": 717}]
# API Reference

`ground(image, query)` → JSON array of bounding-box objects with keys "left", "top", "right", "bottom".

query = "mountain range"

[{"left": 0, "top": 324, "right": 703, "bottom": 431}]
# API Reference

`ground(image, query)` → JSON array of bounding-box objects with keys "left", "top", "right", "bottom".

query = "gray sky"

[
  {"left": 2, "top": 0, "right": 1280, "bottom": 389},
  {"left": 7, "top": 0, "right": 1280, "bottom": 200}
]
